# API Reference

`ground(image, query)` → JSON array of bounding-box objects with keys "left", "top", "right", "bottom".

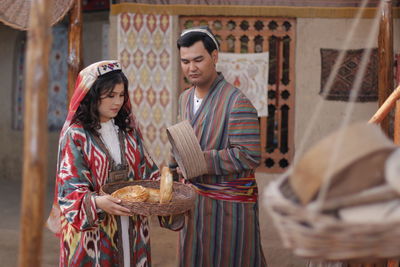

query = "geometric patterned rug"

[
  {"left": 12, "top": 23, "right": 68, "bottom": 131},
  {"left": 320, "top": 48, "right": 378, "bottom": 102},
  {"left": 118, "top": 12, "right": 176, "bottom": 167}
]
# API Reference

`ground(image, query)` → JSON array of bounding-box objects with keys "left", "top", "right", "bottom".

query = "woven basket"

[
  {"left": 101, "top": 180, "right": 195, "bottom": 216},
  {"left": 264, "top": 175, "right": 400, "bottom": 261}
]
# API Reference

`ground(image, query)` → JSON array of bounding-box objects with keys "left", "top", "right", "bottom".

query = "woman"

[{"left": 46, "top": 60, "right": 159, "bottom": 266}]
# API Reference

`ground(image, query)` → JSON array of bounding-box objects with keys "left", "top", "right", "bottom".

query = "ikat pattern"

[{"left": 58, "top": 123, "right": 158, "bottom": 266}]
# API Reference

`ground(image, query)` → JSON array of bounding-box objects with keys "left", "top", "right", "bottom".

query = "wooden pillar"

[
  {"left": 67, "top": 0, "right": 83, "bottom": 105},
  {"left": 378, "top": 0, "right": 393, "bottom": 136},
  {"left": 395, "top": 99, "right": 400, "bottom": 144},
  {"left": 17, "top": 0, "right": 51, "bottom": 266},
  {"left": 395, "top": 54, "right": 400, "bottom": 144},
  {"left": 378, "top": 4, "right": 398, "bottom": 267}
]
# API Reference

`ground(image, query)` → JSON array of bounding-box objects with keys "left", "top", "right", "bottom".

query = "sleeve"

[
  {"left": 57, "top": 130, "right": 104, "bottom": 231},
  {"left": 135, "top": 127, "right": 160, "bottom": 180},
  {"left": 168, "top": 94, "right": 182, "bottom": 176},
  {"left": 203, "top": 94, "right": 261, "bottom": 175}
]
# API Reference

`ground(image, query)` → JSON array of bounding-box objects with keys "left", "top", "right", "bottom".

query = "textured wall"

[{"left": 0, "top": 13, "right": 109, "bottom": 182}]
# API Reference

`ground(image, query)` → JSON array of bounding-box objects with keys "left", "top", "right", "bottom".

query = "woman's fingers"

[
  {"left": 104, "top": 195, "right": 122, "bottom": 204},
  {"left": 96, "top": 195, "right": 131, "bottom": 215},
  {"left": 112, "top": 203, "right": 131, "bottom": 215},
  {"left": 105, "top": 195, "right": 131, "bottom": 214},
  {"left": 111, "top": 207, "right": 131, "bottom": 216}
]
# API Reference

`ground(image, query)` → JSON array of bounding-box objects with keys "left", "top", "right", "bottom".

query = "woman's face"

[{"left": 98, "top": 83, "right": 125, "bottom": 122}]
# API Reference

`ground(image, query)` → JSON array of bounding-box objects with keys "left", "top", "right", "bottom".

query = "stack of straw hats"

[
  {"left": 167, "top": 120, "right": 208, "bottom": 179},
  {"left": 290, "top": 122, "right": 396, "bottom": 205}
]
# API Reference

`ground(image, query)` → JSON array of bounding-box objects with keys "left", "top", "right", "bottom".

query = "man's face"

[{"left": 179, "top": 40, "right": 218, "bottom": 88}]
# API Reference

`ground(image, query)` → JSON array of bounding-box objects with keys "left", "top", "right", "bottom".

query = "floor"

[{"left": 0, "top": 177, "right": 306, "bottom": 267}]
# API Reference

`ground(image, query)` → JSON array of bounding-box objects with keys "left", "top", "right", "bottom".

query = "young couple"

[{"left": 47, "top": 26, "right": 266, "bottom": 267}]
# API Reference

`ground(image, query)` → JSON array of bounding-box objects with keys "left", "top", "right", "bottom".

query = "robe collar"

[{"left": 189, "top": 73, "right": 225, "bottom": 124}]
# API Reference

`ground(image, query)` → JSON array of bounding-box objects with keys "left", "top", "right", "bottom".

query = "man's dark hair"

[
  {"left": 177, "top": 26, "right": 219, "bottom": 55},
  {"left": 73, "top": 70, "right": 133, "bottom": 136}
]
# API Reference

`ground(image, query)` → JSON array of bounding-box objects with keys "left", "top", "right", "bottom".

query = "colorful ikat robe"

[{"left": 57, "top": 123, "right": 158, "bottom": 266}]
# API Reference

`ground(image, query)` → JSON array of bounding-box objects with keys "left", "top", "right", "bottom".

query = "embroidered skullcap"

[
  {"left": 180, "top": 26, "right": 220, "bottom": 51},
  {"left": 97, "top": 61, "right": 121, "bottom": 76}
]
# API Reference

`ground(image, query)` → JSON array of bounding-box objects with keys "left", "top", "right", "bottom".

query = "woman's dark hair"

[
  {"left": 177, "top": 26, "right": 219, "bottom": 55},
  {"left": 72, "top": 70, "right": 132, "bottom": 136}
]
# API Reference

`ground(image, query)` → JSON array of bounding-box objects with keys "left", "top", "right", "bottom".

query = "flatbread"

[
  {"left": 160, "top": 167, "right": 173, "bottom": 204},
  {"left": 111, "top": 185, "right": 149, "bottom": 202},
  {"left": 146, "top": 188, "right": 160, "bottom": 203}
]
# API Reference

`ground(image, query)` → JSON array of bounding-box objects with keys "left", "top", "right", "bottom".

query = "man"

[{"left": 166, "top": 26, "right": 267, "bottom": 267}]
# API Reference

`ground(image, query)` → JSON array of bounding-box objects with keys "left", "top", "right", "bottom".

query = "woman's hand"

[{"left": 95, "top": 195, "right": 131, "bottom": 216}]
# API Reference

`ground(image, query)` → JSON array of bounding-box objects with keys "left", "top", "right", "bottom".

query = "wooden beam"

[
  {"left": 17, "top": 0, "right": 51, "bottom": 266},
  {"left": 369, "top": 85, "right": 400, "bottom": 124},
  {"left": 377, "top": 0, "right": 394, "bottom": 136},
  {"left": 395, "top": 99, "right": 400, "bottom": 144},
  {"left": 67, "top": 0, "right": 83, "bottom": 105},
  {"left": 395, "top": 55, "right": 400, "bottom": 144},
  {"left": 377, "top": 2, "right": 398, "bottom": 266}
]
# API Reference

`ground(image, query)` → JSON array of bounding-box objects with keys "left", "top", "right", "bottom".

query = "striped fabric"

[
  {"left": 179, "top": 74, "right": 261, "bottom": 184},
  {"left": 192, "top": 176, "right": 258, "bottom": 203},
  {"left": 173, "top": 74, "right": 266, "bottom": 266},
  {"left": 179, "top": 194, "right": 266, "bottom": 267}
]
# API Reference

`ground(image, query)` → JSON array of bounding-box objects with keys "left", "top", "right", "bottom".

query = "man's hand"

[
  {"left": 176, "top": 167, "right": 183, "bottom": 176},
  {"left": 95, "top": 195, "right": 131, "bottom": 216}
]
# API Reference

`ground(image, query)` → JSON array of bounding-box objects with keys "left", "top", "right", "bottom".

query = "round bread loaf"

[
  {"left": 111, "top": 185, "right": 149, "bottom": 202},
  {"left": 146, "top": 188, "right": 160, "bottom": 203}
]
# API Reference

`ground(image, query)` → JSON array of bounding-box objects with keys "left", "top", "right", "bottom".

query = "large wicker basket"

[
  {"left": 101, "top": 180, "right": 196, "bottom": 216},
  {"left": 264, "top": 175, "right": 400, "bottom": 261}
]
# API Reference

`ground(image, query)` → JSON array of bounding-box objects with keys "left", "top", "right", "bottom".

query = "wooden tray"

[{"left": 100, "top": 180, "right": 195, "bottom": 216}]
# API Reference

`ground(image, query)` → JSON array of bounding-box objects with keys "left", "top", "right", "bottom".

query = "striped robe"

[
  {"left": 172, "top": 74, "right": 267, "bottom": 267},
  {"left": 57, "top": 122, "right": 159, "bottom": 266}
]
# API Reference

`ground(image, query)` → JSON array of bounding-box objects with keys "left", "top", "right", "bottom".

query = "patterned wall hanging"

[
  {"left": 320, "top": 48, "right": 378, "bottom": 102},
  {"left": 118, "top": 12, "right": 175, "bottom": 166},
  {"left": 12, "top": 23, "right": 68, "bottom": 131},
  {"left": 12, "top": 32, "right": 25, "bottom": 131},
  {"left": 217, "top": 52, "right": 269, "bottom": 117}
]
